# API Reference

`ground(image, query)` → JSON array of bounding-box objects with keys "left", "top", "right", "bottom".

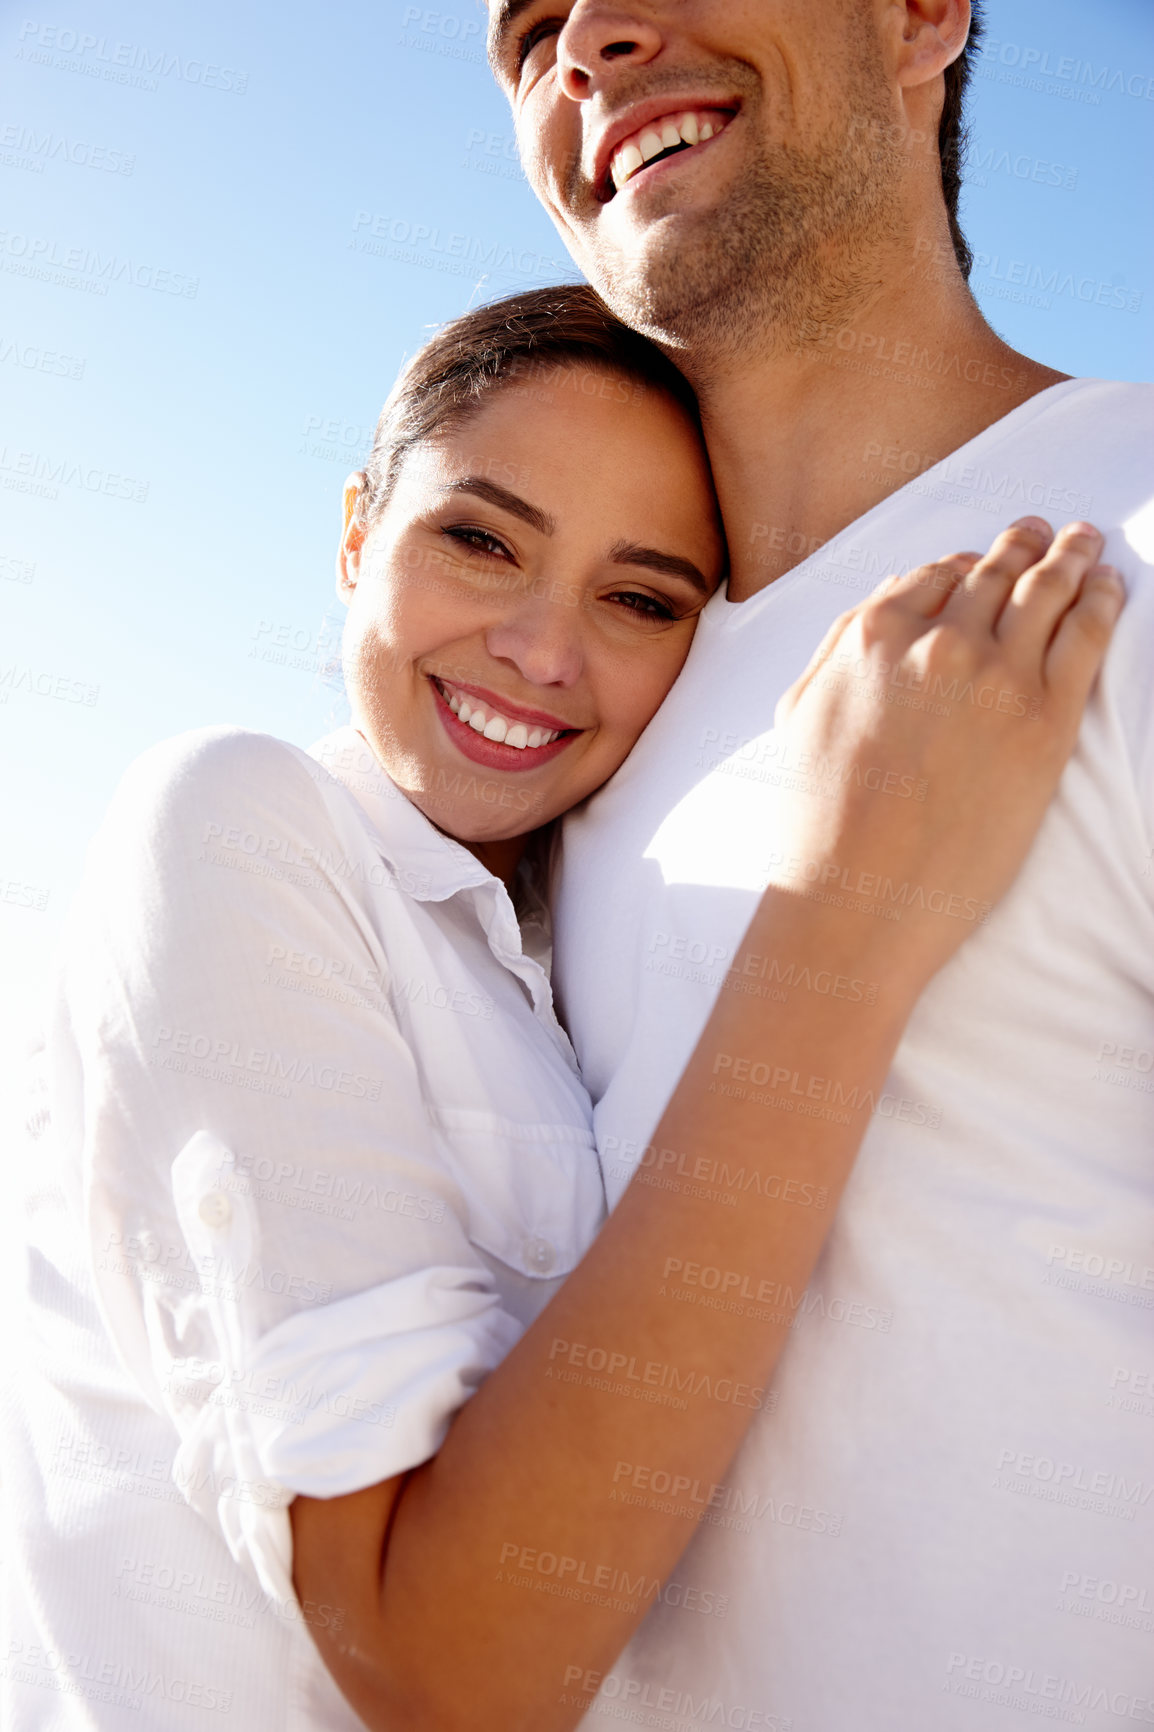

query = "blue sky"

[{"left": 1, "top": 0, "right": 1152, "bottom": 1035}]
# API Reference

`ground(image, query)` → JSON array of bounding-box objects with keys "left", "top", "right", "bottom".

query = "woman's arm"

[{"left": 292, "top": 522, "right": 1122, "bottom": 1732}]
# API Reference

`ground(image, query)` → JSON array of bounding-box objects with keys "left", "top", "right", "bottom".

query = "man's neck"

[{"left": 688, "top": 251, "right": 1068, "bottom": 602}]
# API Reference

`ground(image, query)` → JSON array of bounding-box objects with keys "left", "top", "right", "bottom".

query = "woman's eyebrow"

[
  {"left": 443, "top": 477, "right": 556, "bottom": 536},
  {"left": 610, "top": 539, "right": 712, "bottom": 594}
]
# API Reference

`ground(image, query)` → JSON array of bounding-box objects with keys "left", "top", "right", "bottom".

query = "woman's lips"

[{"left": 429, "top": 676, "right": 580, "bottom": 773}]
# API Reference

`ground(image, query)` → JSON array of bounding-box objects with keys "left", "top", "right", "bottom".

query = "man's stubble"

[{"left": 568, "top": 42, "right": 902, "bottom": 378}]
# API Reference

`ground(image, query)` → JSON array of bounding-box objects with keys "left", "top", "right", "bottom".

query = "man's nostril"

[{"left": 602, "top": 40, "right": 638, "bottom": 58}]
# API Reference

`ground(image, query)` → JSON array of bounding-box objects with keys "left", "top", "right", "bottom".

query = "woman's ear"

[{"left": 337, "top": 472, "right": 368, "bottom": 601}]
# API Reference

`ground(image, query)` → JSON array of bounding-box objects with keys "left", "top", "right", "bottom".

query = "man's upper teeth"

[
  {"left": 443, "top": 684, "right": 560, "bottom": 750},
  {"left": 610, "top": 110, "right": 723, "bottom": 192}
]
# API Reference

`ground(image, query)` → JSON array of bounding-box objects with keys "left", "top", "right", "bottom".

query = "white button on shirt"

[{"left": 2, "top": 724, "right": 605, "bottom": 1729}]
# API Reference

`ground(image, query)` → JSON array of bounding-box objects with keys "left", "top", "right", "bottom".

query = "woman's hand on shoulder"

[{"left": 770, "top": 517, "right": 1124, "bottom": 993}]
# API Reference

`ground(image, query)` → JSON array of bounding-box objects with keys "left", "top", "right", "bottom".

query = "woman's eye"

[
  {"left": 443, "top": 526, "right": 514, "bottom": 562},
  {"left": 517, "top": 17, "right": 562, "bottom": 71},
  {"left": 609, "top": 590, "right": 677, "bottom": 622}
]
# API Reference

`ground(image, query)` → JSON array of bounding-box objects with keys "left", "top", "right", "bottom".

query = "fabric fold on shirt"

[{"left": 3, "top": 721, "right": 605, "bottom": 1728}]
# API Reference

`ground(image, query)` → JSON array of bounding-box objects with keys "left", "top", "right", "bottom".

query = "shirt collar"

[
  {"left": 309, "top": 726, "right": 573, "bottom": 1066},
  {"left": 308, "top": 726, "right": 492, "bottom": 904}
]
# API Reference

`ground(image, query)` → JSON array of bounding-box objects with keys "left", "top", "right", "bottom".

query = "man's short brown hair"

[{"left": 940, "top": 0, "right": 984, "bottom": 277}]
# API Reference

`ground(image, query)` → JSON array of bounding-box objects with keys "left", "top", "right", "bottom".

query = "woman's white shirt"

[{"left": 3, "top": 725, "right": 604, "bottom": 1729}]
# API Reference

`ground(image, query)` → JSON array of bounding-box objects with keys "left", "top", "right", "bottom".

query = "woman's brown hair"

[{"left": 352, "top": 282, "right": 701, "bottom": 529}]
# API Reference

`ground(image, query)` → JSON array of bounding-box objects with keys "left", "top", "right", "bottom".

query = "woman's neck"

[{"left": 459, "top": 834, "right": 526, "bottom": 889}]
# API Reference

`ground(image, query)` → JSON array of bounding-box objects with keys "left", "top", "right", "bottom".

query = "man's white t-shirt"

[{"left": 555, "top": 380, "right": 1154, "bottom": 1732}]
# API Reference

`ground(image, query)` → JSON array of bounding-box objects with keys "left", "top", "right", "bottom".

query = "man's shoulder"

[
  {"left": 1058, "top": 382, "right": 1154, "bottom": 546},
  {"left": 982, "top": 378, "right": 1154, "bottom": 535},
  {"left": 1023, "top": 376, "right": 1154, "bottom": 440}
]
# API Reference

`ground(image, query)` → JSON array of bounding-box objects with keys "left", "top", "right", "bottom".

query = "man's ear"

[
  {"left": 890, "top": 0, "right": 971, "bottom": 88},
  {"left": 337, "top": 473, "right": 368, "bottom": 600}
]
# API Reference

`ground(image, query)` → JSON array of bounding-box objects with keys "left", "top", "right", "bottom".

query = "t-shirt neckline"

[{"left": 708, "top": 376, "right": 1098, "bottom": 629}]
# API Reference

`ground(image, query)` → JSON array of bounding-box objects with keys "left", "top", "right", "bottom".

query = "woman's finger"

[
  {"left": 1043, "top": 563, "right": 1125, "bottom": 703},
  {"left": 873, "top": 551, "right": 980, "bottom": 619},
  {"left": 996, "top": 521, "right": 1106, "bottom": 653},
  {"left": 939, "top": 517, "right": 1055, "bottom": 631},
  {"left": 774, "top": 605, "right": 861, "bottom": 718},
  {"left": 781, "top": 553, "right": 982, "bottom": 720}
]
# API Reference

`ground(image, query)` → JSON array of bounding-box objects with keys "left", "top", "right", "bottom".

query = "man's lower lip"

[{"left": 432, "top": 682, "right": 577, "bottom": 772}]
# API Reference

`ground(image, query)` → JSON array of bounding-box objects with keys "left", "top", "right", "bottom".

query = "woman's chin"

[{"left": 409, "top": 783, "right": 547, "bottom": 847}]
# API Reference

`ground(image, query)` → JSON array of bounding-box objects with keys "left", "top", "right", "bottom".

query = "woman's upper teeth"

[
  {"left": 610, "top": 109, "right": 729, "bottom": 192},
  {"left": 442, "top": 682, "right": 561, "bottom": 750}
]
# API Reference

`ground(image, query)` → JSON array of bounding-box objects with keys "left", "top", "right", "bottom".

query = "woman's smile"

[{"left": 429, "top": 673, "right": 581, "bottom": 772}]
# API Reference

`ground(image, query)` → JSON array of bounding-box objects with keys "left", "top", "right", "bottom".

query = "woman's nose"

[
  {"left": 556, "top": 3, "right": 664, "bottom": 101},
  {"left": 484, "top": 596, "right": 584, "bottom": 690}
]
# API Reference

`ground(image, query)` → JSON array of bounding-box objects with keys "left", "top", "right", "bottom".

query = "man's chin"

[
  {"left": 573, "top": 205, "right": 719, "bottom": 335},
  {"left": 588, "top": 219, "right": 742, "bottom": 350}
]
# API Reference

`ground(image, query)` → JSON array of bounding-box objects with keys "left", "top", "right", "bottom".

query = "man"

[{"left": 487, "top": 2, "right": 1154, "bottom": 1725}]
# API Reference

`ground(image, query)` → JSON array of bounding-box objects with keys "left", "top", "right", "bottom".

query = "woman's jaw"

[{"left": 337, "top": 369, "right": 725, "bottom": 881}]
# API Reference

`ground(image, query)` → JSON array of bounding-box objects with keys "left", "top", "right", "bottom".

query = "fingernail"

[
  {"left": 1065, "top": 520, "right": 1100, "bottom": 538},
  {"left": 1011, "top": 516, "right": 1051, "bottom": 536},
  {"left": 1091, "top": 563, "right": 1124, "bottom": 589}
]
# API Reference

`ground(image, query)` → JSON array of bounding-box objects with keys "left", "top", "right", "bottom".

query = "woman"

[{"left": 2, "top": 286, "right": 1122, "bottom": 1731}]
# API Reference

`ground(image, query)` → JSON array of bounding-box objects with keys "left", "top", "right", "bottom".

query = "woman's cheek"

[{"left": 619, "top": 640, "right": 693, "bottom": 735}]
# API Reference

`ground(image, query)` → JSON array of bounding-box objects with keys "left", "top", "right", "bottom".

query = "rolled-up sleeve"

[{"left": 61, "top": 728, "right": 522, "bottom": 1604}]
